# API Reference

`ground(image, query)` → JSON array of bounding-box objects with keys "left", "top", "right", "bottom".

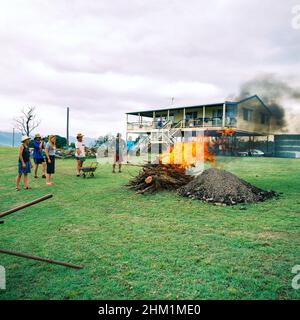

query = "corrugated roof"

[
  {"left": 126, "top": 95, "right": 269, "bottom": 116},
  {"left": 126, "top": 101, "right": 237, "bottom": 116}
]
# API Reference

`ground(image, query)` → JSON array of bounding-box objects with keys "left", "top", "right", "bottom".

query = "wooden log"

[
  {"left": 0, "top": 248, "right": 83, "bottom": 269},
  {"left": 137, "top": 185, "right": 154, "bottom": 194},
  {"left": 0, "top": 194, "right": 53, "bottom": 218},
  {"left": 145, "top": 176, "right": 153, "bottom": 184},
  {"left": 126, "top": 164, "right": 194, "bottom": 193}
]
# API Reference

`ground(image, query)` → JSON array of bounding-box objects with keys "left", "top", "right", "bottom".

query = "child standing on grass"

[
  {"left": 16, "top": 136, "right": 33, "bottom": 191},
  {"left": 45, "top": 135, "right": 56, "bottom": 186}
]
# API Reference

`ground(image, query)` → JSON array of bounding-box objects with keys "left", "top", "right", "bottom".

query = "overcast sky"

[{"left": 0, "top": 0, "right": 299, "bottom": 138}]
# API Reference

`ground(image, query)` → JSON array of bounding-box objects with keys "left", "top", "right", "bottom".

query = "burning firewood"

[
  {"left": 127, "top": 131, "right": 230, "bottom": 195},
  {"left": 126, "top": 164, "right": 194, "bottom": 194},
  {"left": 127, "top": 130, "right": 277, "bottom": 204},
  {"left": 127, "top": 165, "right": 277, "bottom": 205}
]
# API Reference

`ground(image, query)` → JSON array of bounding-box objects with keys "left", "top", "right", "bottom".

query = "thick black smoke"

[{"left": 236, "top": 75, "right": 300, "bottom": 132}]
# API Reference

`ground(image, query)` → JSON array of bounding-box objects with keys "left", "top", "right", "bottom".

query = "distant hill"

[
  {"left": 69, "top": 136, "right": 96, "bottom": 147},
  {"left": 0, "top": 131, "right": 22, "bottom": 146},
  {"left": 0, "top": 131, "right": 96, "bottom": 147}
]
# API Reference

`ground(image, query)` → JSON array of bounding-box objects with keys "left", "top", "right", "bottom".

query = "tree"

[
  {"left": 55, "top": 135, "right": 67, "bottom": 149},
  {"left": 93, "top": 134, "right": 114, "bottom": 148},
  {"left": 14, "top": 106, "right": 41, "bottom": 136}
]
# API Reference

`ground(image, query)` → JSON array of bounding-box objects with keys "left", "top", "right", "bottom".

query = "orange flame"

[
  {"left": 216, "top": 128, "right": 236, "bottom": 137},
  {"left": 159, "top": 129, "right": 236, "bottom": 170},
  {"left": 159, "top": 135, "right": 216, "bottom": 169}
]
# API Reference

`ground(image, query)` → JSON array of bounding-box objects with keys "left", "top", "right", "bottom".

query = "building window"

[
  {"left": 226, "top": 106, "right": 237, "bottom": 126},
  {"left": 185, "top": 112, "right": 198, "bottom": 127},
  {"left": 169, "top": 113, "right": 174, "bottom": 124},
  {"left": 260, "top": 113, "right": 268, "bottom": 124},
  {"left": 212, "top": 109, "right": 223, "bottom": 119},
  {"left": 186, "top": 111, "right": 198, "bottom": 120},
  {"left": 243, "top": 108, "right": 252, "bottom": 121}
]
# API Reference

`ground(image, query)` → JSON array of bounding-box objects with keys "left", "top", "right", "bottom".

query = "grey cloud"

[{"left": 0, "top": 0, "right": 299, "bottom": 136}]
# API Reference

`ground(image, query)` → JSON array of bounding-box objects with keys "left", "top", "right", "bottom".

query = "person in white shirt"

[{"left": 75, "top": 133, "right": 86, "bottom": 176}]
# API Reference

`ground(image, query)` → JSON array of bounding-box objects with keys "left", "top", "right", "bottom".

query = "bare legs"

[
  {"left": 112, "top": 163, "right": 122, "bottom": 173},
  {"left": 34, "top": 163, "right": 39, "bottom": 177},
  {"left": 34, "top": 162, "right": 46, "bottom": 178},
  {"left": 76, "top": 159, "right": 83, "bottom": 176},
  {"left": 42, "top": 162, "right": 46, "bottom": 177},
  {"left": 15, "top": 173, "right": 28, "bottom": 190},
  {"left": 46, "top": 173, "right": 53, "bottom": 185},
  {"left": 15, "top": 173, "right": 21, "bottom": 189},
  {"left": 24, "top": 174, "right": 28, "bottom": 188}
]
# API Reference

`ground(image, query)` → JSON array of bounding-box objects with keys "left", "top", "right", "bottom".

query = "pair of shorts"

[
  {"left": 75, "top": 156, "right": 86, "bottom": 162},
  {"left": 18, "top": 161, "right": 31, "bottom": 174},
  {"left": 33, "top": 157, "right": 45, "bottom": 164},
  {"left": 46, "top": 155, "right": 55, "bottom": 174}
]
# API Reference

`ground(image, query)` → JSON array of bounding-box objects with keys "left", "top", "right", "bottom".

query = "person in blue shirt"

[
  {"left": 33, "top": 133, "right": 46, "bottom": 179},
  {"left": 126, "top": 136, "right": 135, "bottom": 163},
  {"left": 16, "top": 136, "right": 33, "bottom": 191}
]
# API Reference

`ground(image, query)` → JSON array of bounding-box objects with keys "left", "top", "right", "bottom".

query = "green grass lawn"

[{"left": 0, "top": 146, "right": 299, "bottom": 300}]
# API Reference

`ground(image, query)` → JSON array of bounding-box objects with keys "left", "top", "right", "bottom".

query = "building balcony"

[{"left": 127, "top": 117, "right": 237, "bottom": 132}]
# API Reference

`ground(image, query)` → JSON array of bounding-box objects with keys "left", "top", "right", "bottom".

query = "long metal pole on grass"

[
  {"left": 0, "top": 249, "right": 83, "bottom": 269},
  {"left": 0, "top": 193, "right": 83, "bottom": 269},
  {"left": 0, "top": 194, "right": 53, "bottom": 218}
]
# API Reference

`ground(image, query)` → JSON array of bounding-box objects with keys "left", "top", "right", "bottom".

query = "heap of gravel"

[{"left": 178, "top": 168, "right": 277, "bottom": 205}]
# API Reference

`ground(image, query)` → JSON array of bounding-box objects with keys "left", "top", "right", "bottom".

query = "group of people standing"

[
  {"left": 16, "top": 134, "right": 57, "bottom": 190},
  {"left": 15, "top": 132, "right": 134, "bottom": 190},
  {"left": 112, "top": 133, "right": 136, "bottom": 173}
]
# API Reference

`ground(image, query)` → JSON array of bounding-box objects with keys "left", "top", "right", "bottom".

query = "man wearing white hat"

[
  {"left": 15, "top": 135, "right": 33, "bottom": 191},
  {"left": 75, "top": 133, "right": 86, "bottom": 176}
]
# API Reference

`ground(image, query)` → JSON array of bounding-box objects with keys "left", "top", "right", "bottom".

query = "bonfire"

[
  {"left": 127, "top": 135, "right": 213, "bottom": 194},
  {"left": 127, "top": 130, "right": 277, "bottom": 205}
]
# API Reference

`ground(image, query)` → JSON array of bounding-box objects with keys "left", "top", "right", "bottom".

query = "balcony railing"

[{"left": 127, "top": 117, "right": 237, "bottom": 130}]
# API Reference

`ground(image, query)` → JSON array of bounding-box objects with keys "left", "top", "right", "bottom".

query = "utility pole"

[{"left": 66, "top": 107, "right": 70, "bottom": 147}]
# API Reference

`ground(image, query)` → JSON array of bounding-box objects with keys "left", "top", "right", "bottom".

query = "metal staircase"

[{"left": 130, "top": 120, "right": 185, "bottom": 154}]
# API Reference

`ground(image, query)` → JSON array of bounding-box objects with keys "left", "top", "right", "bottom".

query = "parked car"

[
  {"left": 238, "top": 151, "right": 248, "bottom": 157},
  {"left": 249, "top": 149, "right": 264, "bottom": 157},
  {"left": 238, "top": 149, "right": 265, "bottom": 157}
]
